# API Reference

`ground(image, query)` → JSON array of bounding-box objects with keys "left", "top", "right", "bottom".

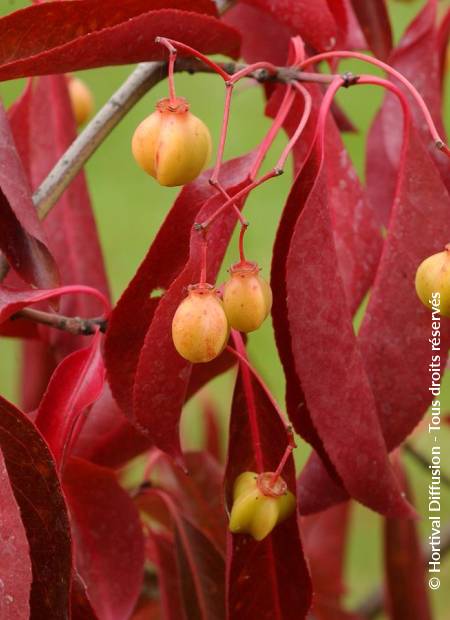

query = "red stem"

[
  {"left": 210, "top": 180, "right": 248, "bottom": 225},
  {"left": 231, "top": 331, "right": 265, "bottom": 472},
  {"left": 199, "top": 235, "right": 208, "bottom": 284},
  {"left": 300, "top": 50, "right": 449, "bottom": 154},
  {"left": 210, "top": 83, "right": 233, "bottom": 184},
  {"left": 249, "top": 84, "right": 296, "bottom": 181},
  {"left": 228, "top": 61, "right": 278, "bottom": 84},
  {"left": 275, "top": 81, "right": 312, "bottom": 170},
  {"left": 238, "top": 224, "right": 247, "bottom": 263},
  {"left": 157, "top": 37, "right": 230, "bottom": 81},
  {"left": 199, "top": 169, "right": 279, "bottom": 229}
]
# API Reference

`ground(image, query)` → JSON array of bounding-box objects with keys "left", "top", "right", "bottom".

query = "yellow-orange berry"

[
  {"left": 229, "top": 471, "right": 296, "bottom": 541},
  {"left": 67, "top": 76, "right": 94, "bottom": 126},
  {"left": 131, "top": 97, "right": 212, "bottom": 187},
  {"left": 415, "top": 246, "right": 450, "bottom": 317},
  {"left": 222, "top": 261, "right": 273, "bottom": 333},
  {"left": 171, "top": 284, "right": 229, "bottom": 363}
]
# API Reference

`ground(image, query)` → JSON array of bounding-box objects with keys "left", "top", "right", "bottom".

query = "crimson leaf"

[{"left": 0, "top": 396, "right": 72, "bottom": 619}]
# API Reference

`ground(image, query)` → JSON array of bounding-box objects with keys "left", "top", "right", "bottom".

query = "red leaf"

[
  {"left": 151, "top": 451, "right": 227, "bottom": 554},
  {"left": 348, "top": 0, "right": 392, "bottom": 60},
  {"left": 0, "top": 1, "right": 240, "bottom": 81},
  {"left": 383, "top": 457, "right": 431, "bottom": 620},
  {"left": 225, "top": 368, "right": 312, "bottom": 619},
  {"left": 284, "top": 115, "right": 412, "bottom": 517},
  {"left": 146, "top": 532, "right": 186, "bottom": 620},
  {"left": 298, "top": 451, "right": 348, "bottom": 515},
  {"left": 0, "top": 446, "right": 32, "bottom": 620},
  {"left": 224, "top": 4, "right": 292, "bottom": 65},
  {"left": 366, "top": 0, "right": 449, "bottom": 225},
  {"left": 359, "top": 127, "right": 450, "bottom": 453},
  {"left": 63, "top": 457, "right": 145, "bottom": 620},
  {"left": 0, "top": 396, "right": 72, "bottom": 619},
  {"left": 106, "top": 153, "right": 255, "bottom": 462},
  {"left": 438, "top": 8, "right": 450, "bottom": 88},
  {"left": 302, "top": 503, "right": 351, "bottom": 615},
  {"left": 240, "top": 0, "right": 337, "bottom": 52},
  {"left": 71, "top": 573, "right": 99, "bottom": 620},
  {"left": 141, "top": 488, "right": 225, "bottom": 619},
  {"left": 19, "top": 340, "right": 57, "bottom": 412},
  {"left": 73, "top": 382, "right": 152, "bottom": 468},
  {"left": 35, "top": 330, "right": 105, "bottom": 468},
  {"left": 0, "top": 102, "right": 58, "bottom": 289},
  {"left": 26, "top": 75, "right": 110, "bottom": 357}
]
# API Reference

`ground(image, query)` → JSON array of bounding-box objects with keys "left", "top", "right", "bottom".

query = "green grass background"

[{"left": 0, "top": 0, "right": 449, "bottom": 617}]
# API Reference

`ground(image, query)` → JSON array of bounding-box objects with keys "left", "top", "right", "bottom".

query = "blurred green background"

[{"left": 0, "top": 0, "right": 449, "bottom": 617}]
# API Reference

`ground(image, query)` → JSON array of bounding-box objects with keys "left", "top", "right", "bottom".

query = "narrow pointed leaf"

[
  {"left": 383, "top": 458, "right": 431, "bottom": 620},
  {"left": 146, "top": 532, "right": 186, "bottom": 620},
  {"left": 0, "top": 396, "right": 72, "bottom": 619},
  {"left": 0, "top": 102, "right": 58, "bottom": 288},
  {"left": 225, "top": 368, "right": 312, "bottom": 619},
  {"left": 0, "top": 1, "right": 240, "bottom": 81},
  {"left": 0, "top": 447, "right": 32, "bottom": 620},
  {"left": 63, "top": 457, "right": 145, "bottom": 620},
  {"left": 349, "top": 0, "right": 392, "bottom": 60},
  {"left": 241, "top": 0, "right": 337, "bottom": 52},
  {"left": 106, "top": 153, "right": 256, "bottom": 463},
  {"left": 284, "top": 123, "right": 412, "bottom": 517},
  {"left": 35, "top": 330, "right": 105, "bottom": 468}
]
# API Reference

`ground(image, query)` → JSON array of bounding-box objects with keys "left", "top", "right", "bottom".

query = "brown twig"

[
  {"left": 12, "top": 307, "right": 107, "bottom": 335},
  {"left": 355, "top": 520, "right": 450, "bottom": 618}
]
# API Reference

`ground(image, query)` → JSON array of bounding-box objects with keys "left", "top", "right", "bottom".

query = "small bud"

[
  {"left": 67, "top": 76, "right": 94, "bottom": 126},
  {"left": 415, "top": 246, "right": 450, "bottom": 317},
  {"left": 229, "top": 471, "right": 296, "bottom": 541},
  {"left": 172, "top": 284, "right": 229, "bottom": 363},
  {"left": 222, "top": 261, "right": 273, "bottom": 333},
  {"left": 131, "top": 97, "right": 212, "bottom": 187}
]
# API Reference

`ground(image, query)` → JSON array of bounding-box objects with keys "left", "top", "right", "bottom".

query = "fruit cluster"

[{"left": 172, "top": 262, "right": 272, "bottom": 363}]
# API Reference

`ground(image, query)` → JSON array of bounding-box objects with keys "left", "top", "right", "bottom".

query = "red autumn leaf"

[
  {"left": 201, "top": 396, "right": 223, "bottom": 463},
  {"left": 366, "top": 0, "right": 449, "bottom": 226},
  {"left": 146, "top": 531, "right": 186, "bottom": 620},
  {"left": 106, "top": 152, "right": 255, "bottom": 461},
  {"left": 240, "top": 0, "right": 337, "bottom": 52},
  {"left": 63, "top": 457, "right": 145, "bottom": 620},
  {"left": 0, "top": 101, "right": 58, "bottom": 289},
  {"left": 359, "top": 128, "right": 450, "bottom": 452},
  {"left": 284, "top": 104, "right": 412, "bottom": 517},
  {"left": 225, "top": 350, "right": 312, "bottom": 620},
  {"left": 19, "top": 340, "right": 57, "bottom": 412},
  {"left": 224, "top": 3, "right": 293, "bottom": 65},
  {"left": 35, "top": 330, "right": 105, "bottom": 468},
  {"left": 141, "top": 488, "right": 225, "bottom": 619},
  {"left": 0, "top": 395, "right": 72, "bottom": 619},
  {"left": 302, "top": 502, "right": 352, "bottom": 618},
  {"left": 26, "top": 75, "right": 110, "bottom": 357},
  {"left": 348, "top": 0, "right": 392, "bottom": 60},
  {"left": 0, "top": 446, "right": 32, "bottom": 620},
  {"left": 297, "top": 451, "right": 348, "bottom": 515},
  {"left": 71, "top": 573, "right": 99, "bottom": 620},
  {"left": 383, "top": 457, "right": 431, "bottom": 620},
  {"left": 438, "top": 8, "right": 450, "bottom": 88},
  {"left": 0, "top": 1, "right": 240, "bottom": 81},
  {"left": 73, "top": 382, "right": 152, "bottom": 468},
  {"left": 151, "top": 450, "right": 227, "bottom": 553}
]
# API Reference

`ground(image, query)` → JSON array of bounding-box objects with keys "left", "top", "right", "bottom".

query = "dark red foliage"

[
  {"left": 64, "top": 458, "right": 145, "bottom": 620},
  {"left": 0, "top": 102, "right": 58, "bottom": 289},
  {"left": 225, "top": 355, "right": 312, "bottom": 619},
  {"left": 106, "top": 153, "right": 256, "bottom": 462},
  {"left": 35, "top": 330, "right": 105, "bottom": 468},
  {"left": 349, "top": 0, "right": 392, "bottom": 60},
  {"left": 383, "top": 457, "right": 432, "bottom": 620},
  {"left": 0, "top": 447, "right": 32, "bottom": 620},
  {"left": 0, "top": 396, "right": 72, "bottom": 619},
  {"left": 0, "top": 0, "right": 240, "bottom": 81}
]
